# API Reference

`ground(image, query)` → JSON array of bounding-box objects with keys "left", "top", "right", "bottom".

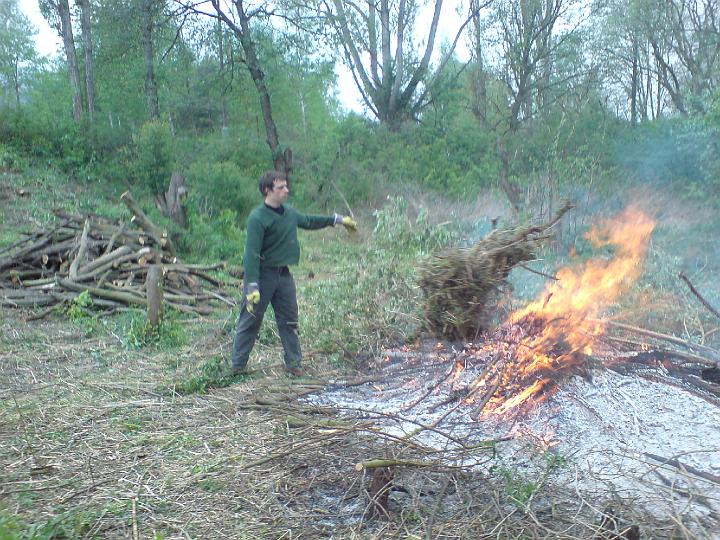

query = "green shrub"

[
  {"left": 179, "top": 207, "right": 247, "bottom": 263},
  {"left": 185, "top": 160, "right": 258, "bottom": 220},
  {"left": 0, "top": 143, "right": 26, "bottom": 171},
  {"left": 372, "top": 196, "right": 458, "bottom": 255},
  {"left": 131, "top": 121, "right": 175, "bottom": 195},
  {"left": 111, "top": 309, "right": 187, "bottom": 349},
  {"left": 170, "top": 355, "right": 238, "bottom": 394}
]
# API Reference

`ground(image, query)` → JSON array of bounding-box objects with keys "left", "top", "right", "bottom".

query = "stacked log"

[{"left": 0, "top": 191, "right": 238, "bottom": 314}]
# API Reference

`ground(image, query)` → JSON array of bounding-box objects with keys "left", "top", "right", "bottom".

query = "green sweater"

[{"left": 243, "top": 204, "right": 335, "bottom": 283}]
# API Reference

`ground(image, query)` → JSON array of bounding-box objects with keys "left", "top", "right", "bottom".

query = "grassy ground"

[{"left": 2, "top": 167, "right": 719, "bottom": 539}]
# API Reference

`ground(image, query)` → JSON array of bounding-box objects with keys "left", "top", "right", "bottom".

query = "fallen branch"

[
  {"left": 602, "top": 320, "right": 720, "bottom": 359},
  {"left": 354, "top": 458, "right": 437, "bottom": 471},
  {"left": 679, "top": 272, "right": 720, "bottom": 321},
  {"left": 644, "top": 452, "right": 720, "bottom": 486}
]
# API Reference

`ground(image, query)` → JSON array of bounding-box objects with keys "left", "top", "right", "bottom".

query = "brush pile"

[
  {"left": 0, "top": 191, "right": 239, "bottom": 314},
  {"left": 418, "top": 202, "right": 573, "bottom": 340}
]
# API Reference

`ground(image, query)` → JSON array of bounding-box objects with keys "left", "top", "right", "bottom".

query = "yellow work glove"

[
  {"left": 335, "top": 214, "right": 357, "bottom": 232},
  {"left": 245, "top": 284, "right": 260, "bottom": 313}
]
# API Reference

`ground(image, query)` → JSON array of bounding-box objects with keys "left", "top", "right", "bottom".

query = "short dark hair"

[{"left": 259, "top": 170, "right": 288, "bottom": 196}]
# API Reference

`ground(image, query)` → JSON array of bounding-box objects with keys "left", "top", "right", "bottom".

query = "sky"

[
  {"left": 17, "top": 0, "right": 470, "bottom": 114},
  {"left": 19, "top": 0, "right": 62, "bottom": 57}
]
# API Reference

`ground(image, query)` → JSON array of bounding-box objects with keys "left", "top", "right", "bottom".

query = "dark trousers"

[{"left": 231, "top": 266, "right": 301, "bottom": 370}]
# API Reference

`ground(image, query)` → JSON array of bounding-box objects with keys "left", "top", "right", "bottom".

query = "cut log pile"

[{"left": 0, "top": 191, "right": 240, "bottom": 315}]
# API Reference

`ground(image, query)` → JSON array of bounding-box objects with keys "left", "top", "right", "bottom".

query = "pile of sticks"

[
  {"left": 418, "top": 201, "right": 574, "bottom": 340},
  {"left": 0, "top": 191, "right": 238, "bottom": 315}
]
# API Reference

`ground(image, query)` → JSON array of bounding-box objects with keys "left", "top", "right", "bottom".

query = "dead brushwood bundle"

[
  {"left": 419, "top": 202, "right": 574, "bottom": 340},
  {"left": 0, "top": 191, "right": 239, "bottom": 315}
]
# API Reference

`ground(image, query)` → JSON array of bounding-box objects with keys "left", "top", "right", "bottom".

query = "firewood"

[
  {"left": 57, "top": 278, "right": 148, "bottom": 307},
  {"left": 68, "top": 219, "right": 90, "bottom": 280},
  {"left": 2, "top": 194, "right": 239, "bottom": 315},
  {"left": 120, "top": 191, "right": 176, "bottom": 257},
  {"left": 77, "top": 245, "right": 132, "bottom": 275}
]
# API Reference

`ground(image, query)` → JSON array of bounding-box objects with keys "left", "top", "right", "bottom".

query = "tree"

[
  {"left": 41, "top": 0, "right": 84, "bottom": 122},
  {"left": 470, "top": 0, "right": 587, "bottom": 211},
  {"left": 643, "top": 0, "right": 720, "bottom": 116},
  {"left": 76, "top": 0, "right": 96, "bottom": 120},
  {"left": 200, "top": 0, "right": 292, "bottom": 172},
  {"left": 594, "top": 0, "right": 667, "bottom": 123},
  {"left": 318, "top": 0, "right": 480, "bottom": 131},
  {"left": 141, "top": 0, "right": 161, "bottom": 119},
  {"left": 0, "top": 0, "right": 38, "bottom": 106}
]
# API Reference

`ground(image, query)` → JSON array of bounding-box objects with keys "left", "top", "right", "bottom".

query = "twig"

[
  {"left": 354, "top": 458, "right": 436, "bottom": 471},
  {"left": 518, "top": 263, "right": 558, "bottom": 280},
  {"left": 602, "top": 320, "right": 720, "bottom": 358},
  {"left": 679, "top": 272, "right": 720, "bottom": 321},
  {"left": 132, "top": 497, "right": 139, "bottom": 540},
  {"left": 644, "top": 452, "right": 720, "bottom": 486}
]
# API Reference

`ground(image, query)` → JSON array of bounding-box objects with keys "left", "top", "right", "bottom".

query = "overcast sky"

[{"left": 18, "top": 0, "right": 470, "bottom": 114}]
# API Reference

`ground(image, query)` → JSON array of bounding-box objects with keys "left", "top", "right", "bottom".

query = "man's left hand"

[{"left": 336, "top": 215, "right": 357, "bottom": 232}]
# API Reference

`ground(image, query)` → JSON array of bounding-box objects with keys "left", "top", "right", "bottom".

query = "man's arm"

[
  {"left": 243, "top": 216, "right": 264, "bottom": 284},
  {"left": 295, "top": 208, "right": 336, "bottom": 230}
]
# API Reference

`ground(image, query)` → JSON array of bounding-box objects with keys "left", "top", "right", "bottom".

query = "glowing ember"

[
  {"left": 450, "top": 360, "right": 465, "bottom": 383},
  {"left": 475, "top": 206, "right": 656, "bottom": 416}
]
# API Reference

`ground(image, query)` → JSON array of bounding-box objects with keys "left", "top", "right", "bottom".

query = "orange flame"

[{"left": 480, "top": 206, "right": 656, "bottom": 416}]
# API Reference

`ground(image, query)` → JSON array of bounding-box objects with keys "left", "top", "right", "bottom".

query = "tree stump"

[
  {"left": 155, "top": 172, "right": 188, "bottom": 229},
  {"left": 146, "top": 264, "right": 163, "bottom": 327}
]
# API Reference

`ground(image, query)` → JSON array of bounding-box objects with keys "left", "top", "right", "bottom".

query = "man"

[{"left": 231, "top": 170, "right": 357, "bottom": 377}]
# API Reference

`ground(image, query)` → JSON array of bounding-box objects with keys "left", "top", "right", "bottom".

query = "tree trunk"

[
  {"left": 13, "top": 62, "right": 20, "bottom": 106},
  {"left": 155, "top": 172, "right": 189, "bottom": 229},
  {"left": 630, "top": 33, "right": 638, "bottom": 126},
  {"left": 212, "top": 0, "right": 290, "bottom": 173},
  {"left": 141, "top": 0, "right": 160, "bottom": 120},
  {"left": 497, "top": 139, "right": 520, "bottom": 214},
  {"left": 57, "top": 0, "right": 84, "bottom": 123},
  {"left": 76, "top": 0, "right": 95, "bottom": 121},
  {"left": 217, "top": 19, "right": 229, "bottom": 131}
]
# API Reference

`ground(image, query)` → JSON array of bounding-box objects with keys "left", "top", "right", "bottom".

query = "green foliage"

[
  {"left": 66, "top": 290, "right": 93, "bottom": 321},
  {"left": 0, "top": 506, "right": 101, "bottom": 540},
  {"left": 492, "top": 466, "right": 540, "bottom": 507},
  {"left": 301, "top": 197, "right": 461, "bottom": 357},
  {"left": 0, "top": 143, "right": 26, "bottom": 171},
  {"left": 113, "top": 309, "right": 187, "bottom": 350},
  {"left": 0, "top": 108, "right": 91, "bottom": 170},
  {"left": 186, "top": 160, "right": 258, "bottom": 220},
  {"left": 170, "top": 355, "right": 238, "bottom": 395},
  {"left": 372, "top": 196, "right": 458, "bottom": 255},
  {"left": 180, "top": 207, "right": 247, "bottom": 263},
  {"left": 131, "top": 121, "right": 175, "bottom": 195},
  {"left": 64, "top": 291, "right": 99, "bottom": 336}
]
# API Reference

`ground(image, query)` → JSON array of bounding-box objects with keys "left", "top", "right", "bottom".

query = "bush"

[
  {"left": 179, "top": 207, "right": 247, "bottom": 263},
  {"left": 185, "top": 160, "right": 258, "bottom": 220},
  {"left": 131, "top": 121, "right": 175, "bottom": 195}
]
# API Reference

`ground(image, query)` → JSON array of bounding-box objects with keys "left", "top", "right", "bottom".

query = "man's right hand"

[{"left": 245, "top": 283, "right": 260, "bottom": 313}]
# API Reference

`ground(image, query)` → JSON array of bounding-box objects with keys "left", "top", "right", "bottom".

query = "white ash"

[{"left": 307, "top": 361, "right": 720, "bottom": 534}]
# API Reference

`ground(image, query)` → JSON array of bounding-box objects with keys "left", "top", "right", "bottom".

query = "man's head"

[{"left": 259, "top": 170, "right": 290, "bottom": 207}]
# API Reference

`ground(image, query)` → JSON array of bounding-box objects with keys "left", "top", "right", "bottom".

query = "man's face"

[{"left": 266, "top": 179, "right": 290, "bottom": 205}]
